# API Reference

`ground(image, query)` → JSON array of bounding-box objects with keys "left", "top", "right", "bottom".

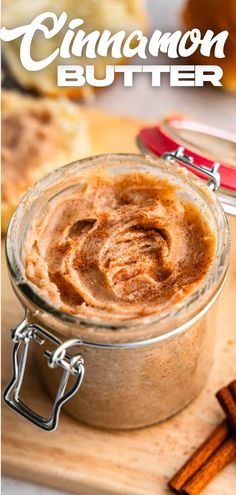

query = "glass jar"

[{"left": 4, "top": 153, "right": 230, "bottom": 431}]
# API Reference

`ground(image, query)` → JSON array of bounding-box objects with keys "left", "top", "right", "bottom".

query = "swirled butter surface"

[{"left": 24, "top": 169, "right": 215, "bottom": 320}]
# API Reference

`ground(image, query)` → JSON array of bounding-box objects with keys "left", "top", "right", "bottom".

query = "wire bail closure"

[
  {"left": 161, "top": 147, "right": 221, "bottom": 191},
  {"left": 4, "top": 318, "right": 85, "bottom": 431}
]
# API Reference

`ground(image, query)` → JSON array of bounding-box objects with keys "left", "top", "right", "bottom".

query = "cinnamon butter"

[
  {"left": 2, "top": 107, "right": 58, "bottom": 204},
  {"left": 24, "top": 167, "right": 215, "bottom": 320}
]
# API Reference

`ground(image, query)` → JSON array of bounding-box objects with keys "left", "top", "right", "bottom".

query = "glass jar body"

[
  {"left": 5, "top": 153, "right": 230, "bottom": 430},
  {"left": 34, "top": 304, "right": 217, "bottom": 429}
]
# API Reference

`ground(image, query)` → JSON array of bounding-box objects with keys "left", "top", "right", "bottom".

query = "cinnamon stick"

[
  {"left": 181, "top": 436, "right": 236, "bottom": 495},
  {"left": 168, "top": 419, "right": 230, "bottom": 493},
  {"left": 229, "top": 379, "right": 236, "bottom": 400},
  {"left": 216, "top": 384, "right": 236, "bottom": 436}
]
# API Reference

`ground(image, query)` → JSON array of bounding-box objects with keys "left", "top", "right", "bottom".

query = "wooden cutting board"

[{"left": 2, "top": 109, "right": 236, "bottom": 495}]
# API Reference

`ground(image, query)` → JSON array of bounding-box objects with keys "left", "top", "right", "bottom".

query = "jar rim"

[{"left": 6, "top": 152, "right": 230, "bottom": 339}]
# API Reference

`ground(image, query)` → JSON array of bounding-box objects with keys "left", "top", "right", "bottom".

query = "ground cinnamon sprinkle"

[
  {"left": 168, "top": 379, "right": 236, "bottom": 495},
  {"left": 24, "top": 170, "right": 216, "bottom": 320}
]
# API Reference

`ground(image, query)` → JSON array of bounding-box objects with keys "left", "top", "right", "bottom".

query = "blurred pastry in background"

[
  {"left": 182, "top": 0, "right": 236, "bottom": 91},
  {"left": 1, "top": 90, "right": 90, "bottom": 234},
  {"left": 2, "top": 0, "right": 149, "bottom": 99}
]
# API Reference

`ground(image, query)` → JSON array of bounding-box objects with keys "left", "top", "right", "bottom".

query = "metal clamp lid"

[
  {"left": 138, "top": 116, "right": 236, "bottom": 190},
  {"left": 4, "top": 318, "right": 85, "bottom": 431},
  {"left": 137, "top": 115, "right": 236, "bottom": 215}
]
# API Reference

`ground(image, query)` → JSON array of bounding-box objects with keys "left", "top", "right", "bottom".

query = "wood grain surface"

[{"left": 2, "top": 109, "right": 236, "bottom": 495}]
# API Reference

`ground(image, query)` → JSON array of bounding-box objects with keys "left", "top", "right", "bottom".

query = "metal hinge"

[
  {"left": 4, "top": 318, "right": 84, "bottom": 431},
  {"left": 161, "top": 146, "right": 221, "bottom": 191}
]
